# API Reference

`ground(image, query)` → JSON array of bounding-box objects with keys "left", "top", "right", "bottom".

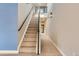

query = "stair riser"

[
  {"left": 26, "top": 31, "right": 37, "bottom": 34},
  {"left": 21, "top": 42, "right": 36, "bottom": 47},
  {"left": 28, "top": 26, "right": 37, "bottom": 28},
  {"left": 20, "top": 48, "right": 36, "bottom": 53},
  {"left": 24, "top": 34, "right": 37, "bottom": 38},
  {"left": 23, "top": 38, "right": 36, "bottom": 41},
  {"left": 27, "top": 28, "right": 38, "bottom": 31},
  {"left": 24, "top": 36, "right": 36, "bottom": 38},
  {"left": 19, "top": 53, "right": 36, "bottom": 56}
]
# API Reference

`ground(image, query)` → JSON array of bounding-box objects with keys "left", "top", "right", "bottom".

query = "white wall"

[
  {"left": 47, "top": 3, "right": 53, "bottom": 14},
  {"left": 47, "top": 3, "right": 79, "bottom": 56},
  {"left": 18, "top": 3, "right": 32, "bottom": 29}
]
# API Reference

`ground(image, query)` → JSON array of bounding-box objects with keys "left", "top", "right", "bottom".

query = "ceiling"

[{"left": 32, "top": 3, "right": 47, "bottom": 7}]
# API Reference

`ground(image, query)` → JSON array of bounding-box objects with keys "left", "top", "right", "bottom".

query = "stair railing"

[
  {"left": 36, "top": 6, "right": 41, "bottom": 55},
  {"left": 18, "top": 6, "right": 34, "bottom": 51},
  {"left": 18, "top": 7, "right": 33, "bottom": 31}
]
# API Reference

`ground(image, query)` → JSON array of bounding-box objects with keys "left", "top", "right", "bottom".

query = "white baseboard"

[
  {"left": 47, "top": 35, "right": 66, "bottom": 56},
  {"left": 0, "top": 50, "right": 18, "bottom": 54}
]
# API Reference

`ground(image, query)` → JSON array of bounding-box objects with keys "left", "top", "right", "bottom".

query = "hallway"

[
  {"left": 1, "top": 3, "right": 79, "bottom": 56},
  {"left": 40, "top": 34, "right": 62, "bottom": 56}
]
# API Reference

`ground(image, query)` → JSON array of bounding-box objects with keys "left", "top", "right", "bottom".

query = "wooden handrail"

[{"left": 18, "top": 7, "right": 33, "bottom": 31}]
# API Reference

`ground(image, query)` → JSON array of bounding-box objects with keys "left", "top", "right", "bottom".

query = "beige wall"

[{"left": 47, "top": 3, "right": 79, "bottom": 56}]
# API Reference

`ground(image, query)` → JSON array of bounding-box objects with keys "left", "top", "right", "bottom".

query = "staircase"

[{"left": 19, "top": 16, "right": 38, "bottom": 56}]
